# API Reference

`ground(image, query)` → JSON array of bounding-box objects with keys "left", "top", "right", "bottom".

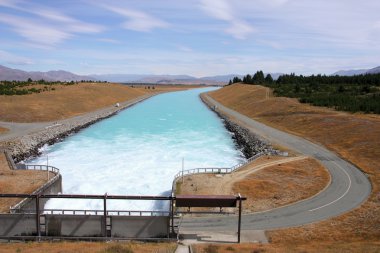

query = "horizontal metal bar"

[
  {"left": 40, "top": 209, "right": 170, "bottom": 216},
  {"left": 175, "top": 211, "right": 235, "bottom": 215},
  {"left": 0, "top": 236, "right": 176, "bottom": 242},
  {"left": 0, "top": 194, "right": 173, "bottom": 200}
]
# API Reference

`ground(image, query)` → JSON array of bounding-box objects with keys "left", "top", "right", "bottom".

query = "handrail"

[
  {"left": 37, "top": 209, "right": 170, "bottom": 216},
  {"left": 16, "top": 164, "right": 60, "bottom": 174},
  {"left": 173, "top": 152, "right": 264, "bottom": 180},
  {"left": 10, "top": 164, "right": 60, "bottom": 213}
]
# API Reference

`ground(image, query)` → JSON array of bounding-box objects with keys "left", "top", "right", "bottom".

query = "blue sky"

[{"left": 0, "top": 0, "right": 379, "bottom": 77}]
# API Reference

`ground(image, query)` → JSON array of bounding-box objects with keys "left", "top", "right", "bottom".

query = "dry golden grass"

[
  {"left": 0, "top": 83, "right": 202, "bottom": 123},
  {"left": 193, "top": 241, "right": 380, "bottom": 253},
  {"left": 0, "top": 241, "right": 176, "bottom": 253},
  {"left": 0, "top": 82, "right": 148, "bottom": 122},
  {"left": 0, "top": 153, "right": 54, "bottom": 212},
  {"left": 233, "top": 157, "right": 329, "bottom": 212},
  {"left": 209, "top": 83, "right": 380, "bottom": 244},
  {"left": 177, "top": 156, "right": 329, "bottom": 213}
]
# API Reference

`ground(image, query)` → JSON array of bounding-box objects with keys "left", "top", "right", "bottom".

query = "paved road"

[{"left": 180, "top": 94, "right": 371, "bottom": 232}]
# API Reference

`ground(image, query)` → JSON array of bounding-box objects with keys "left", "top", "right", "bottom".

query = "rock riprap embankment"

[
  {"left": 222, "top": 117, "right": 279, "bottom": 158},
  {"left": 1, "top": 95, "right": 152, "bottom": 163},
  {"left": 200, "top": 94, "right": 280, "bottom": 159}
]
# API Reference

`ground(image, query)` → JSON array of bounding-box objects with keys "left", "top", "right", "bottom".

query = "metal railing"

[
  {"left": 16, "top": 164, "right": 60, "bottom": 174},
  {"left": 173, "top": 152, "right": 264, "bottom": 180},
  {"left": 10, "top": 164, "right": 60, "bottom": 213},
  {"left": 41, "top": 209, "right": 170, "bottom": 216}
]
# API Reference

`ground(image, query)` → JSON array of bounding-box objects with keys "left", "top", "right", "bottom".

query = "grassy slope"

[
  {"left": 0, "top": 82, "right": 148, "bottom": 122},
  {"left": 209, "top": 83, "right": 380, "bottom": 245},
  {"left": 0, "top": 242, "right": 176, "bottom": 253},
  {"left": 233, "top": 157, "right": 329, "bottom": 212}
]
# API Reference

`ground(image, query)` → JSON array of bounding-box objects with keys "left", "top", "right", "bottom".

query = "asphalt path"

[{"left": 180, "top": 94, "right": 371, "bottom": 231}]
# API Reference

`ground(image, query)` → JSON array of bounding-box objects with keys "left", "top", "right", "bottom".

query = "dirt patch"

[
  {"left": 0, "top": 241, "right": 176, "bottom": 253},
  {"left": 209, "top": 83, "right": 380, "bottom": 243},
  {"left": 0, "top": 127, "right": 8, "bottom": 134},
  {"left": 0, "top": 153, "right": 53, "bottom": 212},
  {"left": 177, "top": 156, "right": 330, "bottom": 213}
]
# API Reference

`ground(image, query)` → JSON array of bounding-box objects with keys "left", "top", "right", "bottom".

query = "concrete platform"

[{"left": 179, "top": 229, "right": 268, "bottom": 244}]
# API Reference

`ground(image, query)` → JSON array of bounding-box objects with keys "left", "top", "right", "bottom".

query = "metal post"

[
  {"left": 103, "top": 193, "right": 107, "bottom": 238},
  {"left": 182, "top": 158, "right": 184, "bottom": 184},
  {"left": 237, "top": 194, "right": 242, "bottom": 243},
  {"left": 36, "top": 195, "right": 41, "bottom": 240},
  {"left": 170, "top": 194, "right": 174, "bottom": 237},
  {"left": 47, "top": 155, "right": 49, "bottom": 181}
]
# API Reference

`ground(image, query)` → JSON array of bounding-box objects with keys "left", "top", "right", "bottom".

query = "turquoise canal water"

[{"left": 29, "top": 88, "right": 244, "bottom": 211}]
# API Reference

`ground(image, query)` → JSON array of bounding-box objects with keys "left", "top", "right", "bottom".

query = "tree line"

[
  {"left": 0, "top": 79, "right": 107, "bottom": 95},
  {"left": 228, "top": 71, "right": 380, "bottom": 114}
]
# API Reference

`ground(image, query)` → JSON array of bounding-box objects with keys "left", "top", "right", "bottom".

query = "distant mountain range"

[
  {"left": 2, "top": 64, "right": 379, "bottom": 84},
  {"left": 0, "top": 65, "right": 95, "bottom": 82},
  {"left": 333, "top": 66, "right": 380, "bottom": 76},
  {"left": 0, "top": 65, "right": 238, "bottom": 84},
  {"left": 90, "top": 74, "right": 245, "bottom": 85},
  {"left": 90, "top": 73, "right": 283, "bottom": 84}
]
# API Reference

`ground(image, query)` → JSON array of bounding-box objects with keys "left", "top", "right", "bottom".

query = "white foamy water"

[{"left": 28, "top": 88, "right": 244, "bottom": 211}]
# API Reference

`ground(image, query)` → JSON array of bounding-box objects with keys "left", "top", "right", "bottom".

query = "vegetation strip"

[{"left": 229, "top": 71, "right": 380, "bottom": 113}]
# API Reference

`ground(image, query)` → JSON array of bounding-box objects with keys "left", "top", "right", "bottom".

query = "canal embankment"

[
  {"left": 200, "top": 93, "right": 280, "bottom": 158},
  {"left": 0, "top": 94, "right": 155, "bottom": 163}
]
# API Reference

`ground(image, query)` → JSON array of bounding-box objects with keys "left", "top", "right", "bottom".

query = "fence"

[
  {"left": 0, "top": 193, "right": 245, "bottom": 241},
  {"left": 10, "top": 165, "right": 61, "bottom": 213},
  {"left": 173, "top": 152, "right": 264, "bottom": 181},
  {"left": 16, "top": 164, "right": 60, "bottom": 174},
  {"left": 0, "top": 193, "right": 173, "bottom": 240}
]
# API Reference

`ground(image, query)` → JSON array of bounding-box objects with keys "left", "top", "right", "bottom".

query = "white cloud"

[
  {"left": 225, "top": 21, "right": 255, "bottom": 40},
  {"left": 0, "top": 14, "right": 71, "bottom": 45},
  {"left": 199, "top": 0, "right": 254, "bottom": 39},
  {"left": 98, "top": 5, "right": 168, "bottom": 32},
  {"left": 0, "top": 49, "right": 34, "bottom": 65},
  {"left": 33, "top": 8, "right": 103, "bottom": 34},
  {"left": 0, "top": 0, "right": 19, "bottom": 8},
  {"left": 97, "top": 38, "right": 121, "bottom": 44},
  {"left": 0, "top": 1, "right": 104, "bottom": 46},
  {"left": 199, "top": 0, "right": 232, "bottom": 21},
  {"left": 176, "top": 45, "right": 193, "bottom": 52}
]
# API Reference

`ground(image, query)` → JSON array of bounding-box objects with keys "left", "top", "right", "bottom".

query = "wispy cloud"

[
  {"left": 0, "top": 0, "right": 19, "bottom": 8},
  {"left": 33, "top": 8, "right": 103, "bottom": 34},
  {"left": 199, "top": 0, "right": 254, "bottom": 39},
  {"left": 0, "top": 14, "right": 71, "bottom": 45},
  {"left": 0, "top": 49, "right": 33, "bottom": 65},
  {"left": 97, "top": 4, "right": 169, "bottom": 32},
  {"left": 176, "top": 45, "right": 193, "bottom": 52},
  {"left": 97, "top": 38, "right": 121, "bottom": 44},
  {"left": 0, "top": 0, "right": 104, "bottom": 46}
]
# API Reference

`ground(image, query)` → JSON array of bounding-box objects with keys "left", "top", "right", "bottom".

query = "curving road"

[{"left": 180, "top": 94, "right": 371, "bottom": 232}]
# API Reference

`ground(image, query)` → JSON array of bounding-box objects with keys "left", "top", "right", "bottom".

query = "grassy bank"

[
  {"left": 0, "top": 241, "right": 176, "bottom": 253},
  {"left": 0, "top": 83, "right": 196, "bottom": 123},
  {"left": 208, "top": 83, "right": 380, "bottom": 247}
]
